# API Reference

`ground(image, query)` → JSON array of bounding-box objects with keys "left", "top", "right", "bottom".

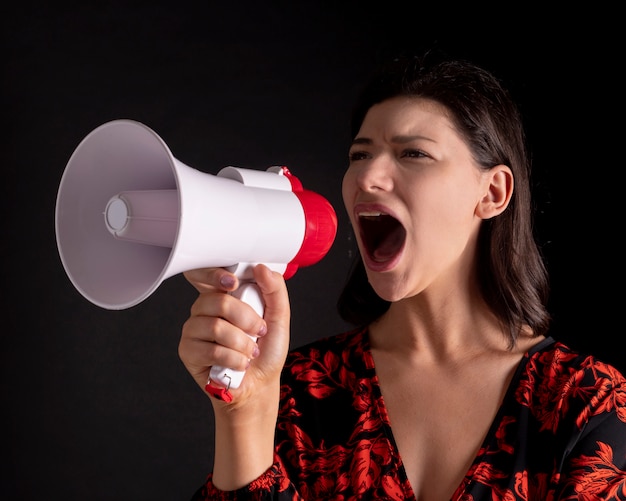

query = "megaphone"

[{"left": 55, "top": 119, "right": 337, "bottom": 400}]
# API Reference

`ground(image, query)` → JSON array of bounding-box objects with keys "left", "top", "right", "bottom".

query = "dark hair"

[{"left": 337, "top": 52, "right": 551, "bottom": 346}]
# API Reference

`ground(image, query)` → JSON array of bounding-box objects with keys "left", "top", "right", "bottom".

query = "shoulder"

[
  {"left": 287, "top": 326, "right": 369, "bottom": 361},
  {"left": 281, "top": 326, "right": 374, "bottom": 387},
  {"left": 524, "top": 338, "right": 625, "bottom": 387},
  {"left": 517, "top": 338, "right": 626, "bottom": 424}
]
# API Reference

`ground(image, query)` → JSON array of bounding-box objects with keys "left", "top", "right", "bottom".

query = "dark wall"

[{"left": 3, "top": 3, "right": 622, "bottom": 499}]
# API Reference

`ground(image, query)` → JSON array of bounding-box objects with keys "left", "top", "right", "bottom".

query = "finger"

[
  {"left": 181, "top": 317, "right": 256, "bottom": 370},
  {"left": 190, "top": 291, "right": 267, "bottom": 340},
  {"left": 179, "top": 314, "right": 260, "bottom": 390},
  {"left": 182, "top": 290, "right": 265, "bottom": 370},
  {"left": 191, "top": 312, "right": 260, "bottom": 362},
  {"left": 183, "top": 268, "right": 239, "bottom": 294}
]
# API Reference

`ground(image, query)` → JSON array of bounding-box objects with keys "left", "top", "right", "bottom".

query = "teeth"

[{"left": 358, "top": 211, "right": 387, "bottom": 217}]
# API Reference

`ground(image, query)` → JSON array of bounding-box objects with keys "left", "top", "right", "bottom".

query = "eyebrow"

[{"left": 351, "top": 135, "right": 433, "bottom": 146}]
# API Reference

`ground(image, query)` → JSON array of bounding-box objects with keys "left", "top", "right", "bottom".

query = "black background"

[{"left": 3, "top": 2, "right": 623, "bottom": 500}]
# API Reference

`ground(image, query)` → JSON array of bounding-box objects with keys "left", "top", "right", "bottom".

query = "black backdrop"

[{"left": 3, "top": 3, "right": 623, "bottom": 500}]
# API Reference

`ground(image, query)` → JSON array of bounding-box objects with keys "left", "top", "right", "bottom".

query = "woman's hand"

[{"left": 179, "top": 264, "right": 291, "bottom": 407}]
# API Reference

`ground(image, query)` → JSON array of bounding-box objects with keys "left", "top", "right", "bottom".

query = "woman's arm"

[{"left": 179, "top": 264, "right": 291, "bottom": 491}]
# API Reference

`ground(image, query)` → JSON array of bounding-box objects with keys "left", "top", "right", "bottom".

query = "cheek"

[
  {"left": 431, "top": 171, "right": 482, "bottom": 218},
  {"left": 407, "top": 178, "right": 479, "bottom": 243}
]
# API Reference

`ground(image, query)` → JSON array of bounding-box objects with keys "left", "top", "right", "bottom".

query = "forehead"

[{"left": 357, "top": 96, "right": 455, "bottom": 137}]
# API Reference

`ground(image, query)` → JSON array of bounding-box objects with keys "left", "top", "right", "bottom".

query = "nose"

[{"left": 355, "top": 155, "right": 394, "bottom": 192}]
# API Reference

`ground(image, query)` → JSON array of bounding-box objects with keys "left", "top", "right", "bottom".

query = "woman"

[{"left": 179, "top": 53, "right": 626, "bottom": 500}]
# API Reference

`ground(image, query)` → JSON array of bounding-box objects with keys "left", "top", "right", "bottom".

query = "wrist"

[{"left": 211, "top": 385, "right": 279, "bottom": 490}]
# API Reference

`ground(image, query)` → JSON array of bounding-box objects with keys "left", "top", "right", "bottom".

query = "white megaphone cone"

[{"left": 55, "top": 119, "right": 337, "bottom": 401}]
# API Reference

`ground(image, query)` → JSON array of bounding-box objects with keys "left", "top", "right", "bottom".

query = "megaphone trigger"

[{"left": 205, "top": 380, "right": 234, "bottom": 403}]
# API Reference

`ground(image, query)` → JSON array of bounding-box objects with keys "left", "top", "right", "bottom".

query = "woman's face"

[{"left": 342, "top": 96, "right": 493, "bottom": 302}]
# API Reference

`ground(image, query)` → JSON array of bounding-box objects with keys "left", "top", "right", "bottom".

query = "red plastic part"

[
  {"left": 286, "top": 192, "right": 337, "bottom": 279},
  {"left": 278, "top": 166, "right": 338, "bottom": 280},
  {"left": 205, "top": 382, "right": 233, "bottom": 403},
  {"left": 279, "top": 166, "right": 303, "bottom": 191}
]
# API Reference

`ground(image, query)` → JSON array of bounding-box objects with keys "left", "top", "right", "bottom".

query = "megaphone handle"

[{"left": 205, "top": 282, "right": 265, "bottom": 402}]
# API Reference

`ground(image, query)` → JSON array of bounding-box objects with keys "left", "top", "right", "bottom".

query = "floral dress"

[{"left": 192, "top": 328, "right": 626, "bottom": 500}]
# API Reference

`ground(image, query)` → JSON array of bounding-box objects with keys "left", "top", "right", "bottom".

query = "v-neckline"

[{"left": 362, "top": 329, "right": 556, "bottom": 500}]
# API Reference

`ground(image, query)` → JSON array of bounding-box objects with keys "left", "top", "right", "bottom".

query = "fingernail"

[
  {"left": 252, "top": 345, "right": 260, "bottom": 359},
  {"left": 220, "top": 274, "right": 236, "bottom": 288},
  {"left": 257, "top": 323, "right": 267, "bottom": 337}
]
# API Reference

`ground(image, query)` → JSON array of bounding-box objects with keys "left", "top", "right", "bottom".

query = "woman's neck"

[{"left": 368, "top": 292, "right": 514, "bottom": 365}]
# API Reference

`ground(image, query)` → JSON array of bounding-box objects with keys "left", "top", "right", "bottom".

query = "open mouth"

[{"left": 358, "top": 211, "right": 406, "bottom": 264}]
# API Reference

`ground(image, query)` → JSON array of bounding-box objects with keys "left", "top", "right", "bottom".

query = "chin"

[{"left": 364, "top": 269, "right": 409, "bottom": 303}]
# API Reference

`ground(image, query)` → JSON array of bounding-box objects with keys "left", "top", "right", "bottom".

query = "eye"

[
  {"left": 401, "top": 148, "right": 429, "bottom": 159},
  {"left": 348, "top": 150, "right": 371, "bottom": 162}
]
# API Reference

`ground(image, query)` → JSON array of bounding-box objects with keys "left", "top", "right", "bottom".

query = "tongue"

[{"left": 372, "top": 226, "right": 404, "bottom": 262}]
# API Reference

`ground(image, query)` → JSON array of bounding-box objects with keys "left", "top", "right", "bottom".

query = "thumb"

[{"left": 248, "top": 264, "right": 291, "bottom": 381}]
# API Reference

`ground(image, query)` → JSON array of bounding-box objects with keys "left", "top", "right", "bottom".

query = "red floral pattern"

[{"left": 193, "top": 329, "right": 626, "bottom": 500}]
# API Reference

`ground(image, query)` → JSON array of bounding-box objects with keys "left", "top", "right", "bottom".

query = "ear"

[{"left": 476, "top": 165, "right": 513, "bottom": 219}]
